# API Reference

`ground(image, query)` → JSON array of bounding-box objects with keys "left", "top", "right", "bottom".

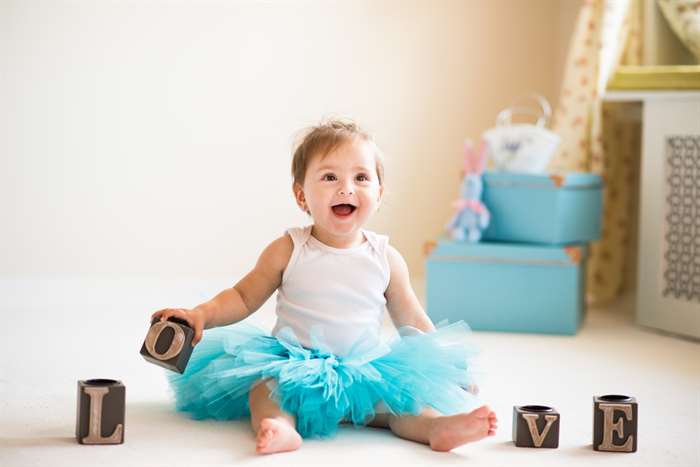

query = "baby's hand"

[{"left": 151, "top": 307, "right": 206, "bottom": 346}]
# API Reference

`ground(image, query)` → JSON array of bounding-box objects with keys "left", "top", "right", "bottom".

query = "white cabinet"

[{"left": 606, "top": 91, "right": 700, "bottom": 339}]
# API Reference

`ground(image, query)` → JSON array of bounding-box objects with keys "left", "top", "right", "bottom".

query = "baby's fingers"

[
  {"left": 192, "top": 327, "right": 204, "bottom": 346},
  {"left": 152, "top": 308, "right": 193, "bottom": 328},
  {"left": 151, "top": 309, "right": 167, "bottom": 320},
  {"left": 150, "top": 308, "right": 173, "bottom": 322},
  {"left": 151, "top": 308, "right": 203, "bottom": 347}
]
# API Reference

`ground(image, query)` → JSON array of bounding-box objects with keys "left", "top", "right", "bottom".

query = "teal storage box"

[
  {"left": 482, "top": 171, "right": 603, "bottom": 244},
  {"left": 426, "top": 240, "right": 587, "bottom": 335}
]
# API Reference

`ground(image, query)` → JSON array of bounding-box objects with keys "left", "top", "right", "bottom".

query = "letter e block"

[
  {"left": 76, "top": 379, "right": 125, "bottom": 445},
  {"left": 512, "top": 405, "right": 560, "bottom": 448},
  {"left": 140, "top": 317, "right": 194, "bottom": 373},
  {"left": 593, "top": 394, "right": 638, "bottom": 452}
]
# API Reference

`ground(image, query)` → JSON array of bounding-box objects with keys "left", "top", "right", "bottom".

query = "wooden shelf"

[{"left": 607, "top": 65, "right": 700, "bottom": 91}]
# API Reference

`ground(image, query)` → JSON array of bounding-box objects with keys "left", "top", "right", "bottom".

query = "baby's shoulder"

[
  {"left": 270, "top": 233, "right": 294, "bottom": 254},
  {"left": 384, "top": 240, "right": 399, "bottom": 255},
  {"left": 384, "top": 242, "right": 407, "bottom": 271},
  {"left": 257, "top": 234, "right": 294, "bottom": 275}
]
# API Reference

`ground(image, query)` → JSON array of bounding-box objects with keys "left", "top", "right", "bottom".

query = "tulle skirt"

[{"left": 168, "top": 321, "right": 479, "bottom": 439}]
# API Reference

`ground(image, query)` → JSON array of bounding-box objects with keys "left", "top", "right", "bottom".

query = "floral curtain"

[{"left": 548, "top": 0, "right": 643, "bottom": 304}]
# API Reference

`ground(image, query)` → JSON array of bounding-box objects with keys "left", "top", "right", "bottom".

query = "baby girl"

[{"left": 152, "top": 119, "right": 498, "bottom": 454}]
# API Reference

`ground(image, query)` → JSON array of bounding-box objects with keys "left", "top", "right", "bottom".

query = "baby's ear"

[{"left": 292, "top": 182, "right": 306, "bottom": 212}]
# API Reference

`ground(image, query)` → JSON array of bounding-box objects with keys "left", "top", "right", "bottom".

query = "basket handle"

[{"left": 495, "top": 94, "right": 552, "bottom": 128}]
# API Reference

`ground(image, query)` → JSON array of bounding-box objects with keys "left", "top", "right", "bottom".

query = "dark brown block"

[
  {"left": 512, "top": 405, "right": 560, "bottom": 448},
  {"left": 593, "top": 394, "right": 638, "bottom": 452},
  {"left": 75, "top": 379, "right": 125, "bottom": 445},
  {"left": 140, "top": 317, "right": 194, "bottom": 373}
]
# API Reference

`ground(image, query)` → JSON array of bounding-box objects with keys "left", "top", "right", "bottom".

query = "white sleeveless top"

[{"left": 272, "top": 225, "right": 391, "bottom": 356}]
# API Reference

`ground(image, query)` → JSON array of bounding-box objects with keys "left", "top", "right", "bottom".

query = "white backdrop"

[{"left": 1, "top": 0, "right": 574, "bottom": 285}]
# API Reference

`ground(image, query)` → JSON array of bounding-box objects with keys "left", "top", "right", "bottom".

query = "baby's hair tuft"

[{"left": 291, "top": 118, "right": 384, "bottom": 187}]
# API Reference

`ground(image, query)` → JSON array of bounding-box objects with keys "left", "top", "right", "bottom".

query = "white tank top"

[{"left": 272, "top": 225, "right": 391, "bottom": 356}]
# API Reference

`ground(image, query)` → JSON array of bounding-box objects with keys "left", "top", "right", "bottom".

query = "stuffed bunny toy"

[{"left": 446, "top": 139, "right": 491, "bottom": 242}]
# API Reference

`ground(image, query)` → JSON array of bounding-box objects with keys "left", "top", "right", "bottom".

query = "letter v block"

[
  {"left": 76, "top": 379, "right": 125, "bottom": 445},
  {"left": 593, "top": 395, "right": 638, "bottom": 452},
  {"left": 140, "top": 317, "right": 194, "bottom": 373},
  {"left": 512, "top": 405, "right": 560, "bottom": 448}
]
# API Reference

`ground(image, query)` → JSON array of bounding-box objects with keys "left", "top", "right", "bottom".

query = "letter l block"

[{"left": 76, "top": 379, "right": 125, "bottom": 445}]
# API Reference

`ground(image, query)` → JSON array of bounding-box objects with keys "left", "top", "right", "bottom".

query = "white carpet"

[{"left": 1, "top": 277, "right": 698, "bottom": 466}]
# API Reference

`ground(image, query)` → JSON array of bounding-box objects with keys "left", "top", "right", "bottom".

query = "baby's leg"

[
  {"left": 374, "top": 405, "right": 497, "bottom": 452},
  {"left": 248, "top": 379, "right": 302, "bottom": 454}
]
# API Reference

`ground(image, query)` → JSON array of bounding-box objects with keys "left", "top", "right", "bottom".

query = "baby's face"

[{"left": 296, "top": 139, "right": 383, "bottom": 242}]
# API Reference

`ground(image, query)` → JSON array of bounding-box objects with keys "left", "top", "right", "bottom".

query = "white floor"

[{"left": 1, "top": 277, "right": 699, "bottom": 467}]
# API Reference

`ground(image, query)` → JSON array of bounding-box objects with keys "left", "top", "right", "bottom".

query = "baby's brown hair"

[{"left": 291, "top": 119, "right": 385, "bottom": 187}]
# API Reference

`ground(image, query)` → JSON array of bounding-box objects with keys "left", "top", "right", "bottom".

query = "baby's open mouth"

[{"left": 331, "top": 204, "right": 356, "bottom": 216}]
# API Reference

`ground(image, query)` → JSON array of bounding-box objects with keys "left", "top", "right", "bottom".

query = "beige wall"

[
  {"left": 556, "top": 0, "right": 583, "bottom": 93},
  {"left": 1, "top": 0, "right": 578, "bottom": 281}
]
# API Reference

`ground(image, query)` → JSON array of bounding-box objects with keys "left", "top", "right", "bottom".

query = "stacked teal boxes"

[
  {"left": 481, "top": 172, "right": 603, "bottom": 244},
  {"left": 426, "top": 172, "right": 603, "bottom": 335},
  {"left": 427, "top": 242, "right": 587, "bottom": 335}
]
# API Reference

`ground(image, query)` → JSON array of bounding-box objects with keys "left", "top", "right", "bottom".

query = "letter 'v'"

[{"left": 522, "top": 414, "right": 557, "bottom": 447}]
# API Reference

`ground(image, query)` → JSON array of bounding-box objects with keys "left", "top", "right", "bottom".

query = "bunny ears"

[{"left": 463, "top": 139, "right": 487, "bottom": 175}]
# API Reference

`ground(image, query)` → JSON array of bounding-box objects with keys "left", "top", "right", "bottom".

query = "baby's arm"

[
  {"left": 384, "top": 245, "right": 435, "bottom": 333},
  {"left": 152, "top": 235, "right": 293, "bottom": 344}
]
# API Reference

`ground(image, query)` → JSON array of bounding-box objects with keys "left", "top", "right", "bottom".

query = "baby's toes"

[
  {"left": 256, "top": 428, "right": 272, "bottom": 445},
  {"left": 488, "top": 420, "right": 498, "bottom": 435},
  {"left": 471, "top": 405, "right": 491, "bottom": 419}
]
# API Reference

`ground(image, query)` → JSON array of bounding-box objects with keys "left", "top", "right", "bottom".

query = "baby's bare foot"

[
  {"left": 429, "top": 405, "right": 498, "bottom": 452},
  {"left": 255, "top": 417, "right": 302, "bottom": 454}
]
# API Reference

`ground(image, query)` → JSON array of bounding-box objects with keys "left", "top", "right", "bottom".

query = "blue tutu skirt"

[{"left": 168, "top": 321, "right": 479, "bottom": 438}]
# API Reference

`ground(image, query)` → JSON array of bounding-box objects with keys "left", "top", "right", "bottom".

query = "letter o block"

[
  {"left": 140, "top": 317, "right": 194, "bottom": 373},
  {"left": 593, "top": 395, "right": 638, "bottom": 452},
  {"left": 512, "top": 405, "right": 560, "bottom": 448},
  {"left": 76, "top": 379, "right": 125, "bottom": 445}
]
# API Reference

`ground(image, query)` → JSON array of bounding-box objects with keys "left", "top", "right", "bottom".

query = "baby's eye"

[
  {"left": 356, "top": 174, "right": 370, "bottom": 182},
  {"left": 322, "top": 173, "right": 337, "bottom": 182}
]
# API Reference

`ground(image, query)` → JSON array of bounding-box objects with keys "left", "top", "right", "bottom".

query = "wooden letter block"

[
  {"left": 512, "top": 405, "right": 560, "bottom": 448},
  {"left": 593, "top": 394, "right": 638, "bottom": 452},
  {"left": 76, "top": 379, "right": 125, "bottom": 445},
  {"left": 140, "top": 317, "right": 194, "bottom": 373}
]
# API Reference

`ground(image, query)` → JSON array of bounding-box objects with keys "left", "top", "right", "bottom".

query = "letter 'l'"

[{"left": 82, "top": 387, "right": 123, "bottom": 444}]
